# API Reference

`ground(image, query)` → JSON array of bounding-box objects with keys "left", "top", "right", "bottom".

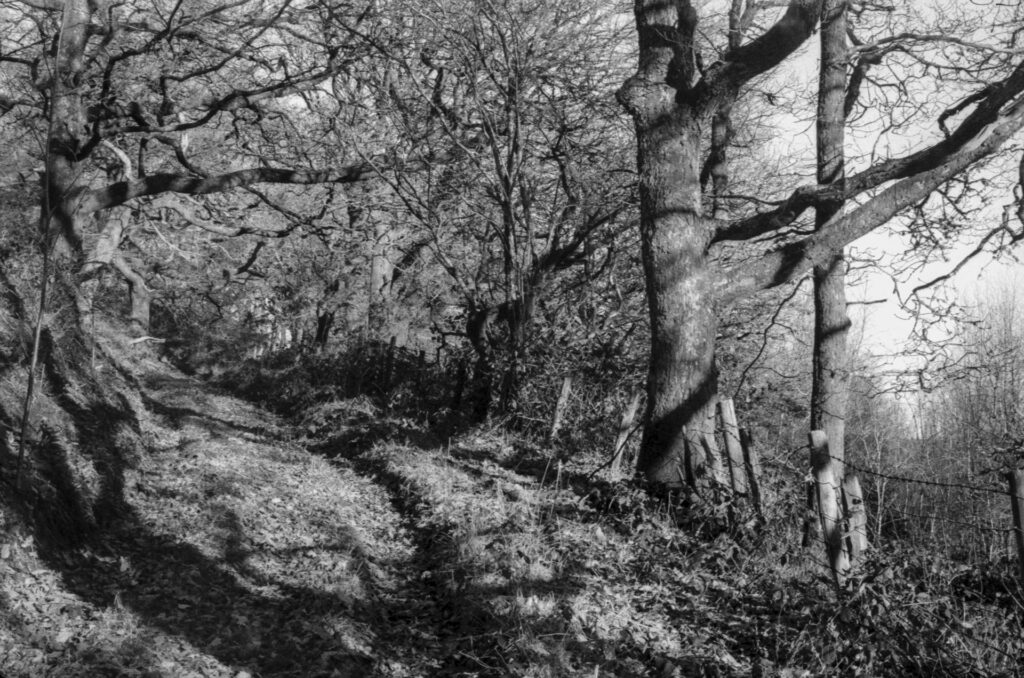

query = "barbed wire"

[
  {"left": 762, "top": 447, "right": 1019, "bottom": 499},
  {"left": 828, "top": 450, "right": 1012, "bottom": 498},
  {"left": 874, "top": 506, "right": 1015, "bottom": 534},
  {"left": 759, "top": 446, "right": 1021, "bottom": 535}
]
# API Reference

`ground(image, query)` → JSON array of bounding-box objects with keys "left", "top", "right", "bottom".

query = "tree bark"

[
  {"left": 348, "top": 186, "right": 393, "bottom": 341},
  {"left": 620, "top": 0, "right": 822, "bottom": 484},
  {"left": 705, "top": 104, "right": 733, "bottom": 219},
  {"left": 3, "top": 0, "right": 141, "bottom": 540},
  {"left": 811, "top": 0, "right": 850, "bottom": 481},
  {"left": 618, "top": 4, "right": 710, "bottom": 484},
  {"left": 46, "top": 0, "right": 90, "bottom": 258},
  {"left": 631, "top": 111, "right": 720, "bottom": 485}
]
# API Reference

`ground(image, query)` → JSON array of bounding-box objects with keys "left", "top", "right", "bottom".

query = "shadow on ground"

[
  {"left": 37, "top": 512, "right": 375, "bottom": 677},
  {"left": 24, "top": 371, "right": 384, "bottom": 677},
  {"left": 352, "top": 453, "right": 601, "bottom": 676}
]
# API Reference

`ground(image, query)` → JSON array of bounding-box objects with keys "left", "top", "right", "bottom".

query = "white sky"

[{"left": 752, "top": 11, "right": 1024, "bottom": 368}]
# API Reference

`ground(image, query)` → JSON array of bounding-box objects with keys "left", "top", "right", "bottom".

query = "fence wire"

[
  {"left": 811, "top": 453, "right": 1022, "bottom": 541},
  {"left": 830, "top": 452, "right": 1010, "bottom": 498},
  {"left": 758, "top": 441, "right": 1024, "bottom": 564}
]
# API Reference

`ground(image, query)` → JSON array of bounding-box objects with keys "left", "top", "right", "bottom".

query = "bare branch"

[
  {"left": 909, "top": 205, "right": 1024, "bottom": 297},
  {"left": 77, "top": 164, "right": 376, "bottom": 214},
  {"left": 713, "top": 59, "right": 1024, "bottom": 245},
  {"left": 698, "top": 0, "right": 822, "bottom": 109},
  {"left": 160, "top": 201, "right": 295, "bottom": 239},
  {"left": 236, "top": 241, "right": 266, "bottom": 275},
  {"left": 722, "top": 90, "right": 1024, "bottom": 300},
  {"left": 855, "top": 32, "right": 1024, "bottom": 57}
]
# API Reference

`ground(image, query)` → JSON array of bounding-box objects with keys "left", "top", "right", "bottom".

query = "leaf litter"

[{"left": 4, "top": 361, "right": 1022, "bottom": 677}]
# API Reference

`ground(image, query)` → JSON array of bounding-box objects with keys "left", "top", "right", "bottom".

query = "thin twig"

[{"left": 16, "top": 4, "right": 68, "bottom": 486}]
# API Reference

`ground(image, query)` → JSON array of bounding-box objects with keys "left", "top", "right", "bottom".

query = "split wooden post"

[
  {"left": 683, "top": 430, "right": 705, "bottom": 488},
  {"left": 1008, "top": 469, "right": 1024, "bottom": 585},
  {"left": 548, "top": 375, "right": 574, "bottom": 444},
  {"left": 701, "top": 432, "right": 729, "bottom": 491},
  {"left": 842, "top": 474, "right": 868, "bottom": 561},
  {"left": 739, "top": 427, "right": 762, "bottom": 515},
  {"left": 609, "top": 390, "right": 643, "bottom": 478},
  {"left": 717, "top": 398, "right": 747, "bottom": 495},
  {"left": 809, "top": 430, "right": 849, "bottom": 588}
]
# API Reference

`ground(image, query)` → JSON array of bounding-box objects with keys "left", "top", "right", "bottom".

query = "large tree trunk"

[
  {"left": 621, "top": 0, "right": 822, "bottom": 486},
  {"left": 622, "top": 95, "right": 719, "bottom": 484},
  {"left": 811, "top": 0, "right": 850, "bottom": 480},
  {"left": 498, "top": 292, "right": 536, "bottom": 415},
  {"left": 618, "top": 0, "right": 718, "bottom": 485},
  {"left": 346, "top": 186, "right": 393, "bottom": 342},
  {"left": 635, "top": 127, "right": 720, "bottom": 484},
  {"left": 0, "top": 0, "right": 142, "bottom": 540}
]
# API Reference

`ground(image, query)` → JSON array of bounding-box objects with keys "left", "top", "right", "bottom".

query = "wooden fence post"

[
  {"left": 1008, "top": 469, "right": 1024, "bottom": 585},
  {"left": 684, "top": 430, "right": 705, "bottom": 488},
  {"left": 609, "top": 390, "right": 643, "bottom": 478},
  {"left": 684, "top": 432, "right": 700, "bottom": 485},
  {"left": 717, "top": 398, "right": 747, "bottom": 495},
  {"left": 809, "top": 430, "right": 849, "bottom": 588},
  {"left": 740, "top": 427, "right": 762, "bottom": 516},
  {"left": 548, "top": 375, "right": 574, "bottom": 444},
  {"left": 842, "top": 474, "right": 868, "bottom": 561},
  {"left": 701, "top": 432, "right": 729, "bottom": 491}
]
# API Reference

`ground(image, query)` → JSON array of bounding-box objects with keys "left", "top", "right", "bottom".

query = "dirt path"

[
  {"left": 1, "top": 368, "right": 454, "bottom": 677},
  {"left": 3, "top": 364, "right": 807, "bottom": 678}
]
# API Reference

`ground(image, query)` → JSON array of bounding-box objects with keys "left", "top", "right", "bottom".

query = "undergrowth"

[
  {"left": 219, "top": 349, "right": 1024, "bottom": 677},
  {"left": 4, "top": 347, "right": 1020, "bottom": 677}
]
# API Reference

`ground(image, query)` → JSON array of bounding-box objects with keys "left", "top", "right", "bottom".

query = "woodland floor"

[{"left": 1, "top": 356, "right": 1020, "bottom": 677}]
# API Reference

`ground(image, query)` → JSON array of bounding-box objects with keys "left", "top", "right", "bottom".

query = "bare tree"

[
  {"left": 0, "top": 0, "right": 391, "bottom": 332},
  {"left": 620, "top": 0, "right": 1024, "bottom": 484},
  {"left": 370, "top": 0, "right": 636, "bottom": 419}
]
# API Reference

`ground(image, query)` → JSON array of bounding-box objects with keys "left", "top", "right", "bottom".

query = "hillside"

[
  {"left": 2, "top": 349, "right": 1021, "bottom": 678},
  {"left": 6, "top": 1, "right": 1024, "bottom": 676}
]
